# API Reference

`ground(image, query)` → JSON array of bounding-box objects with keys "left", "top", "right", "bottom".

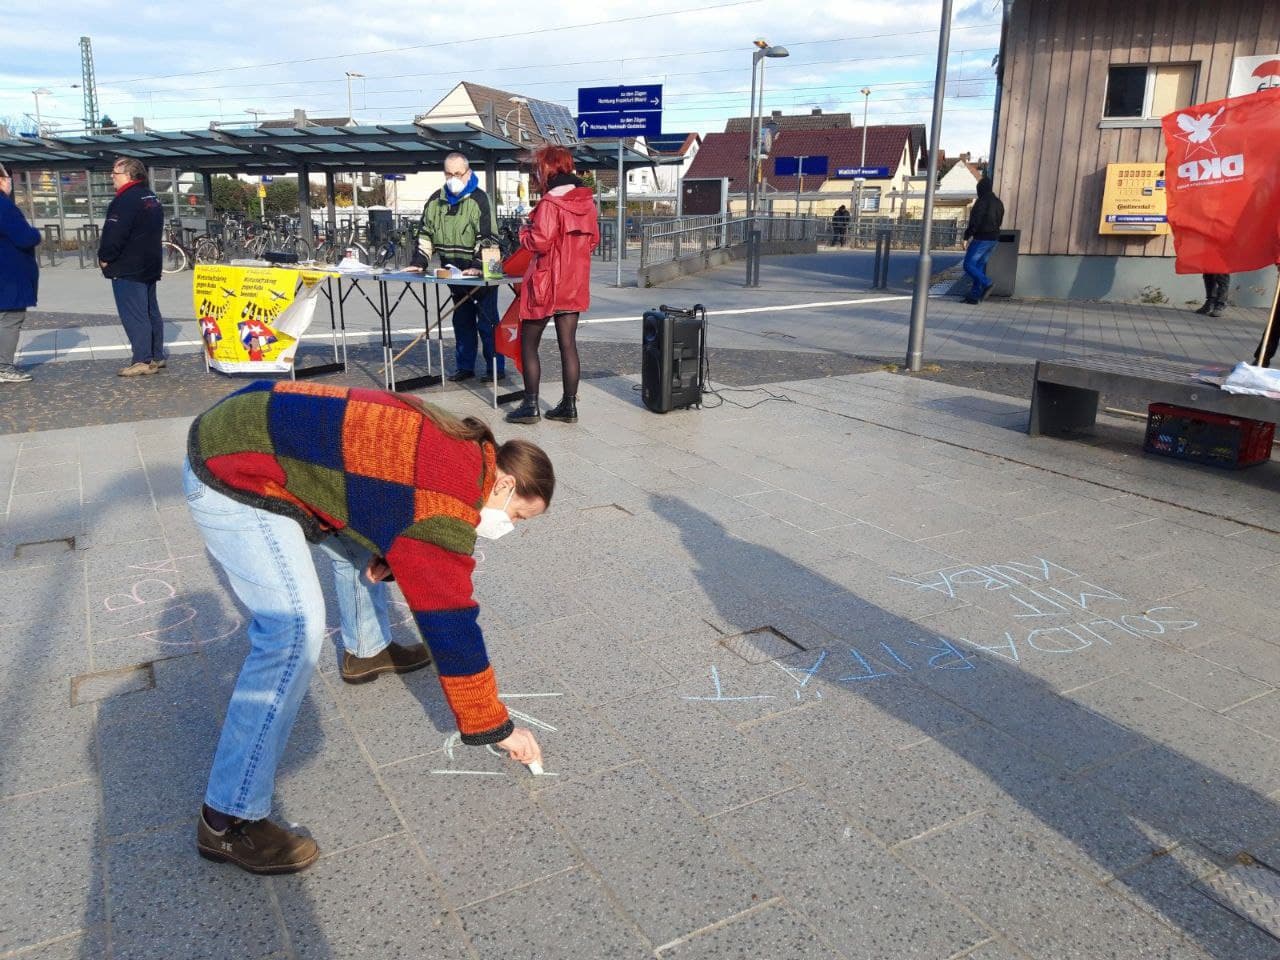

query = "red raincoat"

[{"left": 518, "top": 184, "right": 600, "bottom": 320}]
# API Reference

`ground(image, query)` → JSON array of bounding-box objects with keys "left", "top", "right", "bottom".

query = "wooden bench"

[{"left": 1028, "top": 354, "right": 1280, "bottom": 436}]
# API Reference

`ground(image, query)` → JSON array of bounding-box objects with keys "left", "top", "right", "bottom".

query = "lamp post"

[
  {"left": 505, "top": 96, "right": 529, "bottom": 214},
  {"left": 344, "top": 71, "right": 364, "bottom": 125},
  {"left": 32, "top": 88, "right": 66, "bottom": 235},
  {"left": 856, "top": 87, "right": 871, "bottom": 242},
  {"left": 244, "top": 108, "right": 266, "bottom": 127},
  {"left": 745, "top": 39, "right": 788, "bottom": 288},
  {"left": 906, "top": 0, "right": 954, "bottom": 372}
]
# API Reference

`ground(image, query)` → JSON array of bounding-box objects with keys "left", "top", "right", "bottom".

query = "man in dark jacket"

[
  {"left": 0, "top": 164, "right": 40, "bottom": 383},
  {"left": 961, "top": 177, "right": 1004, "bottom": 304},
  {"left": 404, "top": 152, "right": 504, "bottom": 382},
  {"left": 99, "top": 157, "right": 166, "bottom": 377}
]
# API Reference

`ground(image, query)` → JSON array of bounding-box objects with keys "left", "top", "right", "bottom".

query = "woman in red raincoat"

[{"left": 505, "top": 145, "right": 600, "bottom": 425}]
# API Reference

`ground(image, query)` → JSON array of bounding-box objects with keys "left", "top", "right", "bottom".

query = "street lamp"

[
  {"left": 856, "top": 87, "right": 871, "bottom": 241},
  {"left": 345, "top": 71, "right": 364, "bottom": 125},
  {"left": 31, "top": 88, "right": 51, "bottom": 135},
  {"left": 746, "top": 39, "right": 788, "bottom": 287},
  {"left": 505, "top": 95, "right": 529, "bottom": 141}
]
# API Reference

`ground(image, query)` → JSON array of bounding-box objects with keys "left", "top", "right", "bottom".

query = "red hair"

[{"left": 531, "top": 144, "right": 575, "bottom": 191}]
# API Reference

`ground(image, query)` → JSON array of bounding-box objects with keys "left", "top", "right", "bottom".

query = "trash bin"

[
  {"left": 367, "top": 207, "right": 393, "bottom": 243},
  {"left": 986, "top": 228, "right": 1020, "bottom": 298}
]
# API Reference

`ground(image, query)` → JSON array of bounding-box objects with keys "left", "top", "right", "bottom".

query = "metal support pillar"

[
  {"left": 202, "top": 172, "right": 213, "bottom": 219},
  {"left": 325, "top": 172, "right": 337, "bottom": 231},
  {"left": 171, "top": 167, "right": 180, "bottom": 222},
  {"left": 297, "top": 164, "right": 313, "bottom": 245},
  {"left": 23, "top": 171, "right": 35, "bottom": 220},
  {"left": 906, "top": 0, "right": 954, "bottom": 372},
  {"left": 86, "top": 168, "right": 96, "bottom": 227},
  {"left": 615, "top": 140, "right": 624, "bottom": 286}
]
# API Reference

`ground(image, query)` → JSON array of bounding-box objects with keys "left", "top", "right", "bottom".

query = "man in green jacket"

[{"left": 405, "top": 152, "right": 505, "bottom": 382}]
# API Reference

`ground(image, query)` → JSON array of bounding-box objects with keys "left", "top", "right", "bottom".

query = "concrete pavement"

[{"left": 3, "top": 367, "right": 1280, "bottom": 958}]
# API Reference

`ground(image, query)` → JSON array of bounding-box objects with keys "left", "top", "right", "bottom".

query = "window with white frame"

[{"left": 1103, "top": 64, "right": 1198, "bottom": 121}]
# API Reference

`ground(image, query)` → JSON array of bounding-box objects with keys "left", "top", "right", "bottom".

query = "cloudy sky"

[{"left": 0, "top": 0, "right": 1004, "bottom": 157}]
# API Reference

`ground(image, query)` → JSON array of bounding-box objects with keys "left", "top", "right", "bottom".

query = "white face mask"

[
  {"left": 445, "top": 174, "right": 468, "bottom": 195},
  {"left": 476, "top": 488, "right": 515, "bottom": 540}
]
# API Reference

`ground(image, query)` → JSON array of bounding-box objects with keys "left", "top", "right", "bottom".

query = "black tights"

[{"left": 520, "top": 312, "right": 580, "bottom": 399}]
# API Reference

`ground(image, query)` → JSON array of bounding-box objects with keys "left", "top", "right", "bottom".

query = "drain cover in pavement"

[
  {"left": 1198, "top": 861, "right": 1280, "bottom": 940},
  {"left": 14, "top": 536, "right": 75, "bottom": 559},
  {"left": 720, "top": 626, "right": 805, "bottom": 664}
]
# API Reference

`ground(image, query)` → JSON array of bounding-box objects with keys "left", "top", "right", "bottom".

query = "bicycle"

[
  {"left": 314, "top": 221, "right": 368, "bottom": 265},
  {"left": 161, "top": 220, "right": 194, "bottom": 274}
]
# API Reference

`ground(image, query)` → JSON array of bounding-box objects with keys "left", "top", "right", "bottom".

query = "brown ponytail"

[{"left": 395, "top": 393, "right": 554, "bottom": 507}]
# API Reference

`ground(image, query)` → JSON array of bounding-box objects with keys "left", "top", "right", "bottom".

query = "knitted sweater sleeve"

[{"left": 384, "top": 531, "right": 513, "bottom": 746}]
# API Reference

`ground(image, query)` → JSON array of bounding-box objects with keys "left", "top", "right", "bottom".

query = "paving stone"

[
  {"left": 106, "top": 822, "right": 285, "bottom": 960},
  {"left": 13, "top": 460, "right": 80, "bottom": 494},
  {"left": 7, "top": 927, "right": 108, "bottom": 960},
  {"left": 382, "top": 755, "right": 579, "bottom": 907},
  {"left": 270, "top": 682, "right": 401, "bottom": 854},
  {"left": 1191, "top": 631, "right": 1280, "bottom": 687},
  {"left": 0, "top": 781, "right": 103, "bottom": 954},
  {"left": 1108, "top": 846, "right": 1280, "bottom": 960},
  {"left": 712, "top": 788, "right": 989, "bottom": 958},
  {"left": 544, "top": 762, "right": 766, "bottom": 946},
  {"left": 599, "top": 683, "right": 799, "bottom": 816},
  {"left": 1222, "top": 692, "right": 1280, "bottom": 741},
  {"left": 1069, "top": 677, "right": 1280, "bottom": 793},
  {"left": 657, "top": 901, "right": 840, "bottom": 958},
  {"left": 896, "top": 812, "right": 1208, "bottom": 959},
  {"left": 275, "top": 837, "right": 468, "bottom": 958},
  {"left": 329, "top": 666, "right": 458, "bottom": 768},
  {"left": 455, "top": 870, "right": 650, "bottom": 957},
  {"left": 0, "top": 690, "right": 97, "bottom": 798},
  {"left": 1085, "top": 747, "right": 1280, "bottom": 859},
  {"left": 97, "top": 670, "right": 220, "bottom": 837}
]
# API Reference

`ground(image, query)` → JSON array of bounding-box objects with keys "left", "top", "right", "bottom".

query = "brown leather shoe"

[
  {"left": 196, "top": 811, "right": 319, "bottom": 875},
  {"left": 340, "top": 643, "right": 432, "bottom": 684},
  {"left": 118, "top": 361, "right": 157, "bottom": 377}
]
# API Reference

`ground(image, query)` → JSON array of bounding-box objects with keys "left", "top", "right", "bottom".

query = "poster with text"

[{"left": 192, "top": 266, "right": 327, "bottom": 374}]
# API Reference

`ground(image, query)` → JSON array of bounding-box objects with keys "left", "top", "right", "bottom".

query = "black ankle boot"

[
  {"left": 544, "top": 396, "right": 578, "bottom": 423},
  {"left": 505, "top": 394, "right": 540, "bottom": 424}
]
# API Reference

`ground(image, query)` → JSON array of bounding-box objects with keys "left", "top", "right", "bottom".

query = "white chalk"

[{"left": 527, "top": 761, "right": 544, "bottom": 776}]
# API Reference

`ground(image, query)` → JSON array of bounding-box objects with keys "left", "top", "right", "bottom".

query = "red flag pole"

[{"left": 1259, "top": 269, "right": 1280, "bottom": 369}]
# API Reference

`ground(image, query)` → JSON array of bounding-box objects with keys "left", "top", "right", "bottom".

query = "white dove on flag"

[{"left": 1177, "top": 106, "right": 1224, "bottom": 144}]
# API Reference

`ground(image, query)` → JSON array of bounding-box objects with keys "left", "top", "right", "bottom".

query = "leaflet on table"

[{"left": 193, "top": 265, "right": 327, "bottom": 374}]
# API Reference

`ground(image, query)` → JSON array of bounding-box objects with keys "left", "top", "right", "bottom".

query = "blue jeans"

[
  {"left": 962, "top": 239, "right": 998, "bottom": 299},
  {"left": 184, "top": 460, "right": 391, "bottom": 819},
  {"left": 111, "top": 279, "right": 165, "bottom": 364},
  {"left": 450, "top": 284, "right": 504, "bottom": 376}
]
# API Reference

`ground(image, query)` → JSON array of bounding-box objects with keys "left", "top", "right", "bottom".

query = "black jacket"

[
  {"left": 98, "top": 181, "right": 164, "bottom": 282},
  {"left": 965, "top": 179, "right": 1004, "bottom": 242}
]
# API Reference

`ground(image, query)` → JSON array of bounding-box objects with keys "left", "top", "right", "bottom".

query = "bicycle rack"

[{"left": 76, "top": 224, "right": 100, "bottom": 269}]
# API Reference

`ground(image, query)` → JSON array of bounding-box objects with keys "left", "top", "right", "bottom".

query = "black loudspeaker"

[{"left": 642, "top": 304, "right": 706, "bottom": 413}]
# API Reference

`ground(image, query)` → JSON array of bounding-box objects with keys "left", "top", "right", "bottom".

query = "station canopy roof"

[{"left": 0, "top": 121, "right": 671, "bottom": 175}]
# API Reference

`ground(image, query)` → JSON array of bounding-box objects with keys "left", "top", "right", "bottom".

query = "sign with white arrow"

[{"left": 576, "top": 84, "right": 662, "bottom": 140}]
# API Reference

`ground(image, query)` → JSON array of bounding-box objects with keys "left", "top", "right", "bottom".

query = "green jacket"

[{"left": 410, "top": 187, "right": 496, "bottom": 270}]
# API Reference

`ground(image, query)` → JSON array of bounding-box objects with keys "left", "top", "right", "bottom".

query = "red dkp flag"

[
  {"left": 1162, "top": 88, "right": 1280, "bottom": 275},
  {"left": 495, "top": 246, "right": 533, "bottom": 374}
]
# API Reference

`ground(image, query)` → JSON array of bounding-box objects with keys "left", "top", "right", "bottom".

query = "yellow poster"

[
  {"left": 193, "top": 266, "right": 327, "bottom": 374},
  {"left": 1099, "top": 163, "right": 1169, "bottom": 235}
]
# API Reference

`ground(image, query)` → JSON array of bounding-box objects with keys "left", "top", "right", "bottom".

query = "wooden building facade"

[{"left": 991, "top": 0, "right": 1280, "bottom": 304}]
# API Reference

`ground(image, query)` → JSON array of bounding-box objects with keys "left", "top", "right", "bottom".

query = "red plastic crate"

[{"left": 1144, "top": 403, "right": 1275, "bottom": 469}]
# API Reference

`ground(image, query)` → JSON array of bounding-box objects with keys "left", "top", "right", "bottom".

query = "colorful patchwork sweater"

[{"left": 187, "top": 380, "right": 512, "bottom": 745}]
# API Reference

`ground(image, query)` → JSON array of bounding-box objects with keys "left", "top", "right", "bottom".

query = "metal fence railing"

[
  {"left": 639, "top": 215, "right": 822, "bottom": 270},
  {"left": 816, "top": 218, "right": 965, "bottom": 250}
]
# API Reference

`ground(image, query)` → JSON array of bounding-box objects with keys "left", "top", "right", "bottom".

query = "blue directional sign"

[
  {"left": 576, "top": 84, "right": 662, "bottom": 140},
  {"left": 576, "top": 113, "right": 663, "bottom": 138},
  {"left": 773, "top": 156, "right": 829, "bottom": 177},
  {"left": 577, "top": 84, "right": 663, "bottom": 114},
  {"left": 383, "top": 174, "right": 406, "bottom": 181},
  {"left": 834, "top": 166, "right": 892, "bottom": 179}
]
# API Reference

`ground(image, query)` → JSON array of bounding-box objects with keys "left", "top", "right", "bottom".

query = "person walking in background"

[
  {"left": 831, "top": 204, "right": 850, "bottom": 248},
  {"left": 1196, "top": 273, "right": 1230, "bottom": 317},
  {"left": 98, "top": 157, "right": 166, "bottom": 377},
  {"left": 186, "top": 381, "right": 554, "bottom": 874},
  {"left": 961, "top": 176, "right": 1004, "bottom": 305},
  {"left": 405, "top": 152, "right": 505, "bottom": 383},
  {"left": 505, "top": 145, "right": 600, "bottom": 426},
  {"left": 0, "top": 163, "right": 40, "bottom": 383}
]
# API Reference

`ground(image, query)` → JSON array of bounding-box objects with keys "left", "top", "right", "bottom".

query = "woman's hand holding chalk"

[{"left": 527, "top": 761, "right": 544, "bottom": 776}]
